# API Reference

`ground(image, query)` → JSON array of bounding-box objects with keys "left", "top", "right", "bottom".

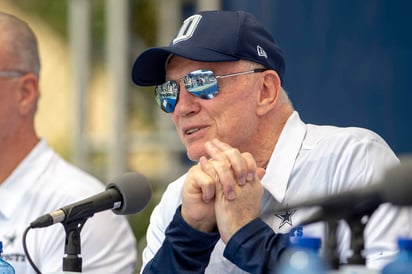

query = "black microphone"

[
  {"left": 275, "top": 159, "right": 412, "bottom": 225},
  {"left": 30, "top": 172, "right": 152, "bottom": 228}
]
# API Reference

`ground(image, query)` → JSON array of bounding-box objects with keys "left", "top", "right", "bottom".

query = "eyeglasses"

[
  {"left": 0, "top": 70, "right": 28, "bottom": 78},
  {"left": 154, "top": 68, "right": 267, "bottom": 113}
]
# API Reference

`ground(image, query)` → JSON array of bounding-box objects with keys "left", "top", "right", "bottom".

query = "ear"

[
  {"left": 256, "top": 70, "right": 281, "bottom": 116},
  {"left": 17, "top": 73, "right": 40, "bottom": 115}
]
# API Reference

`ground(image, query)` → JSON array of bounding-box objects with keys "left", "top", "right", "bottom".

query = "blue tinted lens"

[
  {"left": 154, "top": 81, "right": 178, "bottom": 113},
  {"left": 184, "top": 70, "right": 218, "bottom": 99},
  {"left": 154, "top": 69, "right": 219, "bottom": 113}
]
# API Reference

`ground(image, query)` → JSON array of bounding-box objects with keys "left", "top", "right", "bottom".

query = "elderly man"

[
  {"left": 131, "top": 10, "right": 411, "bottom": 273},
  {"left": 0, "top": 12, "right": 137, "bottom": 274}
]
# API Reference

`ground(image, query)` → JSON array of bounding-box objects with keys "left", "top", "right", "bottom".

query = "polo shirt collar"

[{"left": 262, "top": 111, "right": 307, "bottom": 203}]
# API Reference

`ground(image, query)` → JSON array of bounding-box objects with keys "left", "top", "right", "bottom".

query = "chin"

[
  {"left": 187, "top": 152, "right": 201, "bottom": 162},
  {"left": 186, "top": 148, "right": 206, "bottom": 162},
  {"left": 184, "top": 139, "right": 209, "bottom": 162}
]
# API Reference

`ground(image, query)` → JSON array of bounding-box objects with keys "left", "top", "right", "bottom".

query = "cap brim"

[{"left": 131, "top": 46, "right": 239, "bottom": 86}]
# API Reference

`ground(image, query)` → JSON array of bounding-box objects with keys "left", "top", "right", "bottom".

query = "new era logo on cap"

[{"left": 257, "top": 45, "right": 268, "bottom": 58}]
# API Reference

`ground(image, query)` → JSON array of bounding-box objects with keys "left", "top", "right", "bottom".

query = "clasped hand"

[{"left": 181, "top": 138, "right": 265, "bottom": 243}]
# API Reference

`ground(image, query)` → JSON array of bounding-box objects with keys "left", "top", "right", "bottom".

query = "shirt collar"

[{"left": 261, "top": 111, "right": 307, "bottom": 202}]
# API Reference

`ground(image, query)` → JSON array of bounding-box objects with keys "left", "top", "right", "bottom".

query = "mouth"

[
  {"left": 185, "top": 127, "right": 200, "bottom": 135},
  {"left": 182, "top": 124, "right": 209, "bottom": 137}
]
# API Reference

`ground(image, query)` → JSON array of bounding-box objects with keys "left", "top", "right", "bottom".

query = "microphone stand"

[
  {"left": 344, "top": 212, "right": 369, "bottom": 265},
  {"left": 325, "top": 220, "right": 340, "bottom": 270},
  {"left": 62, "top": 218, "right": 87, "bottom": 272}
]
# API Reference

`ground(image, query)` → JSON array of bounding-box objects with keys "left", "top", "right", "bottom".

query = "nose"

[{"left": 173, "top": 82, "right": 200, "bottom": 116}]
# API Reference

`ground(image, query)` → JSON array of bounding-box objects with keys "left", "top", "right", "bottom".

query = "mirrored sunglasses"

[{"left": 154, "top": 68, "right": 267, "bottom": 113}]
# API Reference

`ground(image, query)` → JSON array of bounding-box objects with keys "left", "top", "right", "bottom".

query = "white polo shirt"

[
  {"left": 141, "top": 111, "right": 412, "bottom": 273},
  {"left": 0, "top": 140, "right": 137, "bottom": 274}
]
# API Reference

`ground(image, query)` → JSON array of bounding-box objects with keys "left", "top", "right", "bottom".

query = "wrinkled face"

[
  {"left": 167, "top": 56, "right": 263, "bottom": 161},
  {"left": 0, "top": 44, "right": 22, "bottom": 143}
]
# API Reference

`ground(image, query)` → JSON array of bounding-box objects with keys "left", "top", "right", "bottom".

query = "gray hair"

[{"left": 0, "top": 12, "right": 40, "bottom": 78}]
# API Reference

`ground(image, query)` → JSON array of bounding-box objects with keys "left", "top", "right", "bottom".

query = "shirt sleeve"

[
  {"left": 223, "top": 218, "right": 290, "bottom": 274},
  {"left": 142, "top": 206, "right": 220, "bottom": 274}
]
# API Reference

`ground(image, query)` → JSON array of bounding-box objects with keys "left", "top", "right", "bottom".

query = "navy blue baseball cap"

[{"left": 131, "top": 10, "right": 285, "bottom": 86}]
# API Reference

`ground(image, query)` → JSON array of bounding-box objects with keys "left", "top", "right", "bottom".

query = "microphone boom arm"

[{"left": 61, "top": 188, "right": 121, "bottom": 224}]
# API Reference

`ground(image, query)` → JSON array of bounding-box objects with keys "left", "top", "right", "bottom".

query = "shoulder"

[
  {"left": 302, "top": 124, "right": 396, "bottom": 163},
  {"left": 304, "top": 124, "right": 390, "bottom": 149},
  {"left": 35, "top": 145, "right": 106, "bottom": 203},
  {"left": 299, "top": 124, "right": 398, "bottom": 187}
]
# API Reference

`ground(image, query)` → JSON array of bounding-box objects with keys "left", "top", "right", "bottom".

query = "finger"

[
  {"left": 199, "top": 156, "right": 218, "bottom": 179},
  {"left": 214, "top": 170, "right": 223, "bottom": 194},
  {"left": 256, "top": 167, "right": 266, "bottom": 180},
  {"left": 187, "top": 162, "right": 216, "bottom": 203},
  {"left": 202, "top": 158, "right": 226, "bottom": 203},
  {"left": 209, "top": 160, "right": 236, "bottom": 200},
  {"left": 241, "top": 152, "right": 258, "bottom": 184},
  {"left": 211, "top": 139, "right": 247, "bottom": 184},
  {"left": 206, "top": 139, "right": 248, "bottom": 185},
  {"left": 199, "top": 177, "right": 216, "bottom": 203}
]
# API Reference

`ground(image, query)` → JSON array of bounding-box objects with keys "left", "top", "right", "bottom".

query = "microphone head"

[
  {"left": 106, "top": 172, "right": 152, "bottom": 215},
  {"left": 381, "top": 157, "right": 412, "bottom": 206}
]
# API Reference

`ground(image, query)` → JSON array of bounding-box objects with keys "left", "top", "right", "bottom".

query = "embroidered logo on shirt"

[
  {"left": 2, "top": 232, "right": 26, "bottom": 262},
  {"left": 3, "top": 233, "right": 17, "bottom": 247},
  {"left": 275, "top": 208, "right": 296, "bottom": 228}
]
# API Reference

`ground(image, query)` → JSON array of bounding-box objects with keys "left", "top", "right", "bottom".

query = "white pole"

[
  {"left": 68, "top": 0, "right": 91, "bottom": 170},
  {"left": 105, "top": 0, "right": 128, "bottom": 180}
]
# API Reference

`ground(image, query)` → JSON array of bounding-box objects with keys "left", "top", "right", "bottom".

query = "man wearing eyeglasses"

[
  {"left": 0, "top": 12, "right": 137, "bottom": 274},
  {"left": 131, "top": 10, "right": 411, "bottom": 273}
]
